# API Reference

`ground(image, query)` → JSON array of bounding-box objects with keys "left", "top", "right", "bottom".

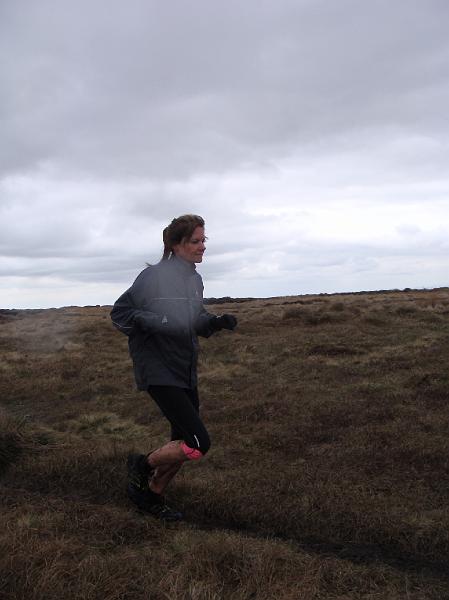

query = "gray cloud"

[{"left": 2, "top": 0, "right": 449, "bottom": 178}]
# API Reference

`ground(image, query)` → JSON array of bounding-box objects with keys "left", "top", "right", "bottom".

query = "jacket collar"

[{"left": 168, "top": 255, "right": 197, "bottom": 275}]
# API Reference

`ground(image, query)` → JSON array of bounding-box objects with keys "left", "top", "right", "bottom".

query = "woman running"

[{"left": 110, "top": 214, "right": 237, "bottom": 521}]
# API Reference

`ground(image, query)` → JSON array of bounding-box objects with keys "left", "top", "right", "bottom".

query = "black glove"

[{"left": 211, "top": 314, "right": 237, "bottom": 332}]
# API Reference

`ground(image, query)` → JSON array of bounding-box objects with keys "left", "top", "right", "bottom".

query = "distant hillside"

[{"left": 3, "top": 286, "right": 448, "bottom": 312}]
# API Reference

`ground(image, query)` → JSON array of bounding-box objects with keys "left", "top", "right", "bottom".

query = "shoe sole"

[
  {"left": 127, "top": 485, "right": 183, "bottom": 522},
  {"left": 138, "top": 508, "right": 184, "bottom": 522}
]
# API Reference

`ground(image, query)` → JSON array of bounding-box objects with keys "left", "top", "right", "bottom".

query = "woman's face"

[{"left": 173, "top": 226, "right": 206, "bottom": 263}]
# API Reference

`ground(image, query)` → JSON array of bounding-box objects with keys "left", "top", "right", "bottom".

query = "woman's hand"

[{"left": 210, "top": 314, "right": 238, "bottom": 331}]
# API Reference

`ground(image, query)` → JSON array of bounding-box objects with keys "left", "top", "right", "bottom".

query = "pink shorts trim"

[{"left": 181, "top": 441, "right": 203, "bottom": 460}]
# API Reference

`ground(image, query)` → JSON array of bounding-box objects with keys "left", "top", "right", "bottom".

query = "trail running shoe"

[
  {"left": 127, "top": 453, "right": 153, "bottom": 494},
  {"left": 127, "top": 484, "right": 183, "bottom": 522},
  {"left": 143, "top": 497, "right": 184, "bottom": 522}
]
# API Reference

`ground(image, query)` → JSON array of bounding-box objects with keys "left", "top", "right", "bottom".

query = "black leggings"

[{"left": 147, "top": 385, "right": 211, "bottom": 455}]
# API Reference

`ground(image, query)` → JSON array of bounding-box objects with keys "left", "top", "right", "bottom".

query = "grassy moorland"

[{"left": 1, "top": 288, "right": 449, "bottom": 600}]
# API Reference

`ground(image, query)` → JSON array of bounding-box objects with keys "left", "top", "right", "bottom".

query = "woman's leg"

[
  {"left": 149, "top": 462, "right": 182, "bottom": 495},
  {"left": 146, "top": 386, "right": 210, "bottom": 495},
  {"left": 148, "top": 387, "right": 201, "bottom": 493}
]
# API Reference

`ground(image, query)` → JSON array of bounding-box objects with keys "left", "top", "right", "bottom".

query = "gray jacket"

[{"left": 110, "top": 256, "right": 217, "bottom": 390}]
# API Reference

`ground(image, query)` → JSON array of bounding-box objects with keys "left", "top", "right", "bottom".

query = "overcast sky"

[{"left": 1, "top": 0, "right": 448, "bottom": 308}]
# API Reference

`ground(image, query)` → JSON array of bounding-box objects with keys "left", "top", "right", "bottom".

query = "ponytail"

[{"left": 162, "top": 227, "right": 171, "bottom": 260}]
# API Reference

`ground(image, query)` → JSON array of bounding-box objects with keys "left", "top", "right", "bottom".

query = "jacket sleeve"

[
  {"left": 195, "top": 305, "right": 217, "bottom": 338},
  {"left": 193, "top": 274, "right": 217, "bottom": 338},
  {"left": 110, "top": 268, "right": 162, "bottom": 336}
]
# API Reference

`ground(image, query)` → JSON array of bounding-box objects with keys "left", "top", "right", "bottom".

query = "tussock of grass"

[
  {"left": 0, "top": 409, "right": 25, "bottom": 475},
  {"left": 307, "top": 343, "right": 362, "bottom": 357},
  {"left": 64, "top": 412, "right": 148, "bottom": 440},
  {"left": 0, "top": 409, "right": 61, "bottom": 476},
  {"left": 282, "top": 305, "right": 350, "bottom": 326}
]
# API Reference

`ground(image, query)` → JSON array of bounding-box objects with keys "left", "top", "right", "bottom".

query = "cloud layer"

[{"left": 1, "top": 0, "right": 448, "bottom": 307}]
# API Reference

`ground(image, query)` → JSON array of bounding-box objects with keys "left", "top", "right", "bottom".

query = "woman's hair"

[{"left": 161, "top": 214, "right": 205, "bottom": 260}]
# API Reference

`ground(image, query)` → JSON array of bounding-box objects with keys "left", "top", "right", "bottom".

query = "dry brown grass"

[{"left": 1, "top": 289, "right": 449, "bottom": 599}]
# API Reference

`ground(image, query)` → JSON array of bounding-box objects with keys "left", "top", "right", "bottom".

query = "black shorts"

[{"left": 148, "top": 385, "right": 211, "bottom": 455}]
